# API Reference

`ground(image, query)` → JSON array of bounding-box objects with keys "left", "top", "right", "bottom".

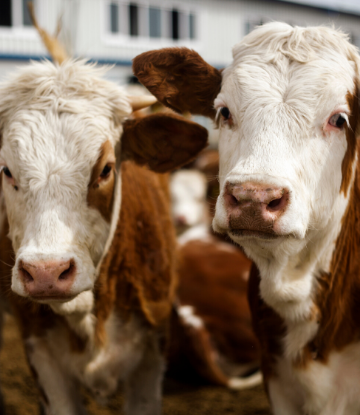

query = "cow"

[
  {"left": 133, "top": 23, "right": 360, "bottom": 414},
  {"left": 169, "top": 236, "right": 262, "bottom": 389},
  {"left": 0, "top": 59, "right": 208, "bottom": 415},
  {"left": 170, "top": 149, "right": 220, "bottom": 238},
  {"left": 170, "top": 169, "right": 209, "bottom": 240},
  {"left": 169, "top": 164, "right": 261, "bottom": 389}
]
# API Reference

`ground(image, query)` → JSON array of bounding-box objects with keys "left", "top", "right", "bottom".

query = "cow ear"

[
  {"left": 133, "top": 48, "right": 222, "bottom": 119},
  {"left": 121, "top": 112, "right": 208, "bottom": 173}
]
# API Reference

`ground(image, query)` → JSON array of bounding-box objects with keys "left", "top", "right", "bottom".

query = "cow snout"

[
  {"left": 175, "top": 215, "right": 188, "bottom": 227},
  {"left": 224, "top": 182, "right": 290, "bottom": 237},
  {"left": 18, "top": 259, "right": 76, "bottom": 300}
]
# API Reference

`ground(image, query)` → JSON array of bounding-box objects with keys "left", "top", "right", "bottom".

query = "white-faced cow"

[
  {"left": 134, "top": 23, "right": 360, "bottom": 414},
  {"left": 0, "top": 60, "right": 207, "bottom": 415}
]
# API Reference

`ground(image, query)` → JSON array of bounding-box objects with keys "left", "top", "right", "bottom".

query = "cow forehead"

[
  {"left": 220, "top": 24, "right": 358, "bottom": 123},
  {"left": 0, "top": 110, "right": 117, "bottom": 199},
  {"left": 0, "top": 60, "right": 131, "bottom": 190},
  {"left": 222, "top": 59, "right": 355, "bottom": 118}
]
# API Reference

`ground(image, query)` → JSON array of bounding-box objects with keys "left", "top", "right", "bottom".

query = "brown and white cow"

[
  {"left": 169, "top": 165, "right": 261, "bottom": 388},
  {"left": 0, "top": 60, "right": 207, "bottom": 415},
  {"left": 169, "top": 236, "right": 262, "bottom": 389},
  {"left": 134, "top": 23, "right": 360, "bottom": 414}
]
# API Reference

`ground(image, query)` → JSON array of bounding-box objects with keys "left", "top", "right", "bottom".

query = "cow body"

[
  {"left": 0, "top": 60, "right": 207, "bottom": 414},
  {"left": 134, "top": 23, "right": 360, "bottom": 414}
]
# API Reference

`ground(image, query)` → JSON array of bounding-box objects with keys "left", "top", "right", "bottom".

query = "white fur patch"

[
  {"left": 178, "top": 305, "right": 204, "bottom": 329},
  {"left": 170, "top": 169, "right": 209, "bottom": 231}
]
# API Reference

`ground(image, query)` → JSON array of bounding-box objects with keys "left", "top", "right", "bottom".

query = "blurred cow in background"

[{"left": 169, "top": 151, "right": 261, "bottom": 389}]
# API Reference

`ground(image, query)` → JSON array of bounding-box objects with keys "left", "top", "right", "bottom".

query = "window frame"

[
  {"left": 102, "top": 0, "right": 201, "bottom": 48},
  {"left": 0, "top": 0, "right": 38, "bottom": 39}
]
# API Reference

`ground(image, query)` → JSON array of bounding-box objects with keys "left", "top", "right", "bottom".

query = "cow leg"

[
  {"left": 268, "top": 378, "right": 303, "bottom": 415},
  {"left": 123, "top": 334, "right": 164, "bottom": 415},
  {"left": 0, "top": 303, "right": 6, "bottom": 415},
  {"left": 25, "top": 336, "right": 87, "bottom": 415}
]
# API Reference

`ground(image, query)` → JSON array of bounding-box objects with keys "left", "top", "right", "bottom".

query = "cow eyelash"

[
  {"left": 215, "top": 106, "right": 232, "bottom": 128},
  {"left": 100, "top": 164, "right": 112, "bottom": 179},
  {"left": 2, "top": 167, "right": 18, "bottom": 191},
  {"left": 3, "top": 167, "right": 12, "bottom": 178}
]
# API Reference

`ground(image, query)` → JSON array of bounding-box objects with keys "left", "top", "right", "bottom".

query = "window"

[
  {"left": 22, "top": 0, "right": 33, "bottom": 26},
  {"left": 149, "top": 7, "right": 161, "bottom": 38},
  {"left": 189, "top": 13, "right": 195, "bottom": 39},
  {"left": 171, "top": 9, "right": 179, "bottom": 40},
  {"left": 129, "top": 3, "right": 138, "bottom": 36},
  {"left": 107, "top": 2, "right": 197, "bottom": 42},
  {"left": 245, "top": 19, "right": 267, "bottom": 35},
  {"left": 110, "top": 3, "right": 119, "bottom": 33},
  {"left": 0, "top": 0, "right": 35, "bottom": 28},
  {"left": 0, "top": 0, "right": 12, "bottom": 27}
]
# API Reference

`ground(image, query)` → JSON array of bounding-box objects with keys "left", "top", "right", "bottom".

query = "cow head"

[
  {"left": 170, "top": 169, "right": 208, "bottom": 232},
  {"left": 134, "top": 23, "right": 360, "bottom": 309},
  {"left": 0, "top": 60, "right": 207, "bottom": 307}
]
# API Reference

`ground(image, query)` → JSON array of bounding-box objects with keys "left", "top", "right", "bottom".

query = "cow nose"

[
  {"left": 175, "top": 215, "right": 188, "bottom": 226},
  {"left": 224, "top": 182, "right": 290, "bottom": 234},
  {"left": 18, "top": 259, "right": 76, "bottom": 299},
  {"left": 226, "top": 182, "right": 289, "bottom": 212}
]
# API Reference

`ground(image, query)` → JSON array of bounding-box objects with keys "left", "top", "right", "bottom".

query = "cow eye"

[
  {"left": 3, "top": 167, "right": 12, "bottom": 178},
  {"left": 100, "top": 164, "right": 112, "bottom": 179},
  {"left": 220, "top": 107, "right": 231, "bottom": 120},
  {"left": 329, "top": 113, "right": 346, "bottom": 129}
]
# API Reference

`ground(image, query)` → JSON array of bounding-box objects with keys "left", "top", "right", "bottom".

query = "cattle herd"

[{"left": 0, "top": 20, "right": 358, "bottom": 415}]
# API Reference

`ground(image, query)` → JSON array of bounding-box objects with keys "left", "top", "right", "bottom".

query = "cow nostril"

[
  {"left": 226, "top": 193, "right": 238, "bottom": 207},
  {"left": 58, "top": 261, "right": 75, "bottom": 281},
  {"left": 267, "top": 193, "right": 288, "bottom": 212},
  {"left": 21, "top": 268, "right": 34, "bottom": 283},
  {"left": 268, "top": 198, "right": 282, "bottom": 209}
]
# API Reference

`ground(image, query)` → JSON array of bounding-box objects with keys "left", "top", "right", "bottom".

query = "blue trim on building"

[
  {"left": 0, "top": 53, "right": 133, "bottom": 66},
  {"left": 0, "top": 53, "right": 51, "bottom": 61},
  {"left": 87, "top": 57, "right": 133, "bottom": 66}
]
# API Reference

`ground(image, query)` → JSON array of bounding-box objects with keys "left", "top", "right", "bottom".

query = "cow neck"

[
  {"left": 309, "top": 144, "right": 360, "bottom": 362},
  {"left": 95, "top": 169, "right": 122, "bottom": 277},
  {"left": 49, "top": 170, "right": 122, "bottom": 343}
]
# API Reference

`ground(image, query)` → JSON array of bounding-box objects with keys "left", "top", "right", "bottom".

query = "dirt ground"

[{"left": 0, "top": 315, "right": 271, "bottom": 415}]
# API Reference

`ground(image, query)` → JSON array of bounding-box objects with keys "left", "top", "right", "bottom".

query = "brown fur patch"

[
  {"left": 310, "top": 144, "right": 360, "bottom": 362},
  {"left": 121, "top": 112, "right": 208, "bottom": 173},
  {"left": 340, "top": 89, "right": 359, "bottom": 195},
  {"left": 87, "top": 140, "right": 115, "bottom": 223},
  {"left": 168, "top": 238, "right": 260, "bottom": 385},
  {"left": 133, "top": 48, "right": 222, "bottom": 119},
  {"left": 94, "top": 161, "right": 177, "bottom": 346}
]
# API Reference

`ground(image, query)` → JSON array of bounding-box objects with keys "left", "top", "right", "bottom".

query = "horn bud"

[{"left": 129, "top": 95, "right": 157, "bottom": 112}]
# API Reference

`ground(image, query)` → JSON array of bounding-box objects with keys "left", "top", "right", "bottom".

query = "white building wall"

[{"left": 0, "top": 0, "right": 360, "bottom": 83}]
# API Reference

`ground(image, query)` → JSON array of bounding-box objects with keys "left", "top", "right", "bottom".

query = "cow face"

[
  {"left": 134, "top": 23, "right": 360, "bottom": 265},
  {"left": 170, "top": 170, "right": 208, "bottom": 232},
  {"left": 0, "top": 61, "right": 207, "bottom": 305}
]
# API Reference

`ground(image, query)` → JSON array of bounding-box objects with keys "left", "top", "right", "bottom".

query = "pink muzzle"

[
  {"left": 224, "top": 181, "right": 290, "bottom": 238},
  {"left": 18, "top": 259, "right": 76, "bottom": 300}
]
